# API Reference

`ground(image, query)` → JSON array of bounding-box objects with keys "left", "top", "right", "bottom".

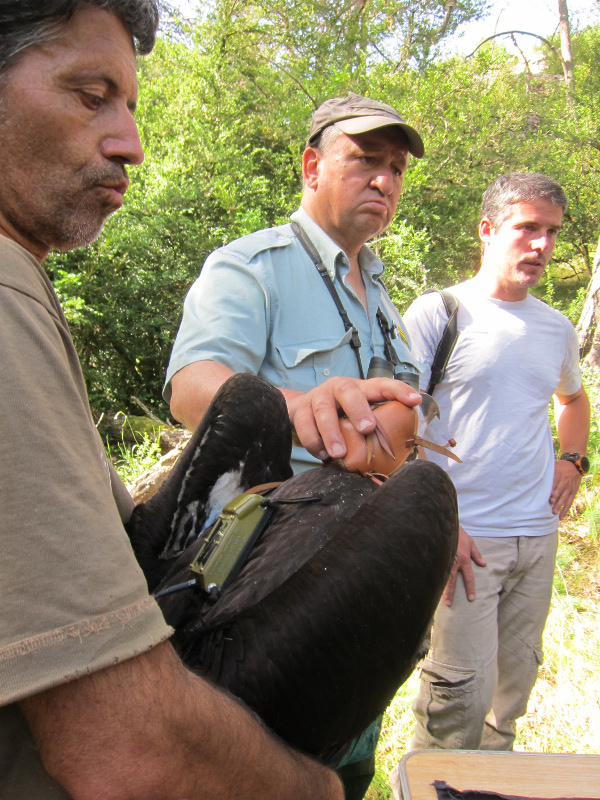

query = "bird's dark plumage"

[
  {"left": 126, "top": 373, "right": 459, "bottom": 764},
  {"left": 126, "top": 373, "right": 293, "bottom": 589}
]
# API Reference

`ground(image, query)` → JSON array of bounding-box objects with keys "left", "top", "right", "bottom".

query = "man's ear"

[
  {"left": 479, "top": 217, "right": 493, "bottom": 245},
  {"left": 302, "top": 146, "right": 320, "bottom": 189}
]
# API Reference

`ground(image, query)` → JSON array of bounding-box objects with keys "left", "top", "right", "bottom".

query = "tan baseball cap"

[{"left": 308, "top": 92, "right": 424, "bottom": 158}]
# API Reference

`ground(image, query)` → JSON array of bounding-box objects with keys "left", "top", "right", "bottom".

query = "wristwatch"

[{"left": 560, "top": 452, "right": 590, "bottom": 475}]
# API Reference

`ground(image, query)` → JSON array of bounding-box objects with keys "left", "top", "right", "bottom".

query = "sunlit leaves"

[{"left": 44, "top": 7, "right": 600, "bottom": 414}]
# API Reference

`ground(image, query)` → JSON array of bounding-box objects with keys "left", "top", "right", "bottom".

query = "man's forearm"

[
  {"left": 170, "top": 360, "right": 235, "bottom": 430},
  {"left": 22, "top": 641, "right": 343, "bottom": 800},
  {"left": 554, "top": 387, "right": 590, "bottom": 454}
]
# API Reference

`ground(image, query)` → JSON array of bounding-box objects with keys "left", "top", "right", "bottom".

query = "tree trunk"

[
  {"left": 577, "top": 233, "right": 600, "bottom": 368},
  {"left": 558, "top": 0, "right": 575, "bottom": 107}
]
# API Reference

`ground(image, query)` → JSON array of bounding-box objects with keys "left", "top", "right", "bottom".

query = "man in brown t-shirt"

[{"left": 0, "top": 3, "right": 343, "bottom": 798}]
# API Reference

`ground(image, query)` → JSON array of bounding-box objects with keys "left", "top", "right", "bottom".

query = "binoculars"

[{"left": 367, "top": 356, "right": 420, "bottom": 392}]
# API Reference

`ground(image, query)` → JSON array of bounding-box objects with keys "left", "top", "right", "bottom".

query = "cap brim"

[{"left": 336, "top": 115, "right": 425, "bottom": 159}]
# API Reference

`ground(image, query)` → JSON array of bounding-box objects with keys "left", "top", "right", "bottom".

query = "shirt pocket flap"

[{"left": 276, "top": 330, "right": 353, "bottom": 368}]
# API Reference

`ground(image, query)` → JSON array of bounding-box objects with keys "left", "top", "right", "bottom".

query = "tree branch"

[
  {"left": 465, "top": 29, "right": 559, "bottom": 59},
  {"left": 465, "top": 29, "right": 572, "bottom": 97},
  {"left": 131, "top": 396, "right": 175, "bottom": 428}
]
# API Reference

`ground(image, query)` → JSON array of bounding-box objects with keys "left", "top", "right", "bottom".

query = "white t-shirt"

[{"left": 404, "top": 280, "right": 582, "bottom": 538}]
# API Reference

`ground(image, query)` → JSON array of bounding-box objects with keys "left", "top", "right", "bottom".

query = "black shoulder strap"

[
  {"left": 291, "top": 221, "right": 365, "bottom": 377},
  {"left": 425, "top": 289, "right": 459, "bottom": 396},
  {"left": 291, "top": 220, "right": 406, "bottom": 382}
]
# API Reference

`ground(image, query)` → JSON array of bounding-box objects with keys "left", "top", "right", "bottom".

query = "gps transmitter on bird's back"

[{"left": 188, "top": 493, "right": 274, "bottom": 600}]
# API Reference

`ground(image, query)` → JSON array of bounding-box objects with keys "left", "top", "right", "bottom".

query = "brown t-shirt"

[{"left": 0, "top": 236, "right": 171, "bottom": 796}]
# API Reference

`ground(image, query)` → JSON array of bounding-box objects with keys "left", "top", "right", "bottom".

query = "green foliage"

[
  {"left": 370, "top": 40, "right": 600, "bottom": 293},
  {"left": 44, "top": 5, "right": 600, "bottom": 416},
  {"left": 575, "top": 367, "right": 600, "bottom": 543},
  {"left": 580, "top": 367, "right": 600, "bottom": 484},
  {"left": 373, "top": 219, "right": 432, "bottom": 308},
  {"left": 107, "top": 414, "right": 163, "bottom": 484},
  {"left": 583, "top": 501, "right": 600, "bottom": 543}
]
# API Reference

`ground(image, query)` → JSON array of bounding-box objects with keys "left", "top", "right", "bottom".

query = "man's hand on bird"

[
  {"left": 443, "top": 525, "right": 486, "bottom": 606},
  {"left": 282, "top": 376, "right": 421, "bottom": 462}
]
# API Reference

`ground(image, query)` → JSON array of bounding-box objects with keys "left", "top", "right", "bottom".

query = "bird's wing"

[
  {"left": 126, "top": 373, "right": 293, "bottom": 589},
  {"left": 175, "top": 460, "right": 458, "bottom": 763}
]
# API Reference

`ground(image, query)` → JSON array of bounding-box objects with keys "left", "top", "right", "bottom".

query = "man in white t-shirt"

[{"left": 392, "top": 172, "right": 590, "bottom": 772}]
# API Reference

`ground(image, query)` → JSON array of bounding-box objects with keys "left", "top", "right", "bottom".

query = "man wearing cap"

[
  {"left": 165, "top": 93, "right": 424, "bottom": 476},
  {"left": 164, "top": 92, "right": 423, "bottom": 798}
]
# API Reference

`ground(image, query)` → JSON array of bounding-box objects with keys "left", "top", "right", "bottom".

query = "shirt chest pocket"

[{"left": 273, "top": 330, "right": 358, "bottom": 391}]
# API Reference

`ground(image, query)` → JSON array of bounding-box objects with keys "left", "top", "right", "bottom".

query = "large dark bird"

[
  {"left": 126, "top": 373, "right": 293, "bottom": 590},
  {"left": 126, "top": 373, "right": 458, "bottom": 765}
]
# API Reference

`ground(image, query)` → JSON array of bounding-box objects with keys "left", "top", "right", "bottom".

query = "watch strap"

[{"left": 560, "top": 452, "right": 590, "bottom": 475}]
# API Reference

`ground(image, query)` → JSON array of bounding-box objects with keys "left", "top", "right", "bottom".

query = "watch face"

[{"left": 561, "top": 453, "right": 590, "bottom": 474}]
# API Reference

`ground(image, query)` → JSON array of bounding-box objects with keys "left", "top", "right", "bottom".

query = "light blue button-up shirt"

[{"left": 165, "top": 207, "right": 419, "bottom": 471}]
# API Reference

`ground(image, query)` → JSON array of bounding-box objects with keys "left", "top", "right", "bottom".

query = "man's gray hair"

[
  {"left": 481, "top": 172, "right": 568, "bottom": 228},
  {"left": 0, "top": 0, "right": 159, "bottom": 75},
  {"left": 308, "top": 124, "right": 343, "bottom": 155}
]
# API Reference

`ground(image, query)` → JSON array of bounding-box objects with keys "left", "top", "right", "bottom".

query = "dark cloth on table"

[{"left": 433, "top": 780, "right": 598, "bottom": 800}]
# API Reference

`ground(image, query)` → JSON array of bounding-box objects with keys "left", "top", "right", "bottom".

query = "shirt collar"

[{"left": 290, "top": 207, "right": 384, "bottom": 281}]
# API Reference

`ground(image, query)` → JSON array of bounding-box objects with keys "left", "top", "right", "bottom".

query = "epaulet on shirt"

[{"left": 215, "top": 224, "right": 295, "bottom": 264}]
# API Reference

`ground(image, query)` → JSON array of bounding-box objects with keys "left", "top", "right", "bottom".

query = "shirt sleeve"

[
  {"left": 164, "top": 247, "right": 271, "bottom": 401},
  {"left": 557, "top": 317, "right": 583, "bottom": 396},
  {"left": 0, "top": 256, "right": 171, "bottom": 706}
]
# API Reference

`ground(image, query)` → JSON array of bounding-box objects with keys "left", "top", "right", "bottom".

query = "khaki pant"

[{"left": 410, "top": 532, "right": 557, "bottom": 751}]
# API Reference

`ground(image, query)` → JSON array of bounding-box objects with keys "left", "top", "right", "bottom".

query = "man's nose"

[
  {"left": 531, "top": 233, "right": 551, "bottom": 252},
  {"left": 101, "top": 108, "right": 144, "bottom": 166},
  {"left": 371, "top": 170, "right": 395, "bottom": 195}
]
